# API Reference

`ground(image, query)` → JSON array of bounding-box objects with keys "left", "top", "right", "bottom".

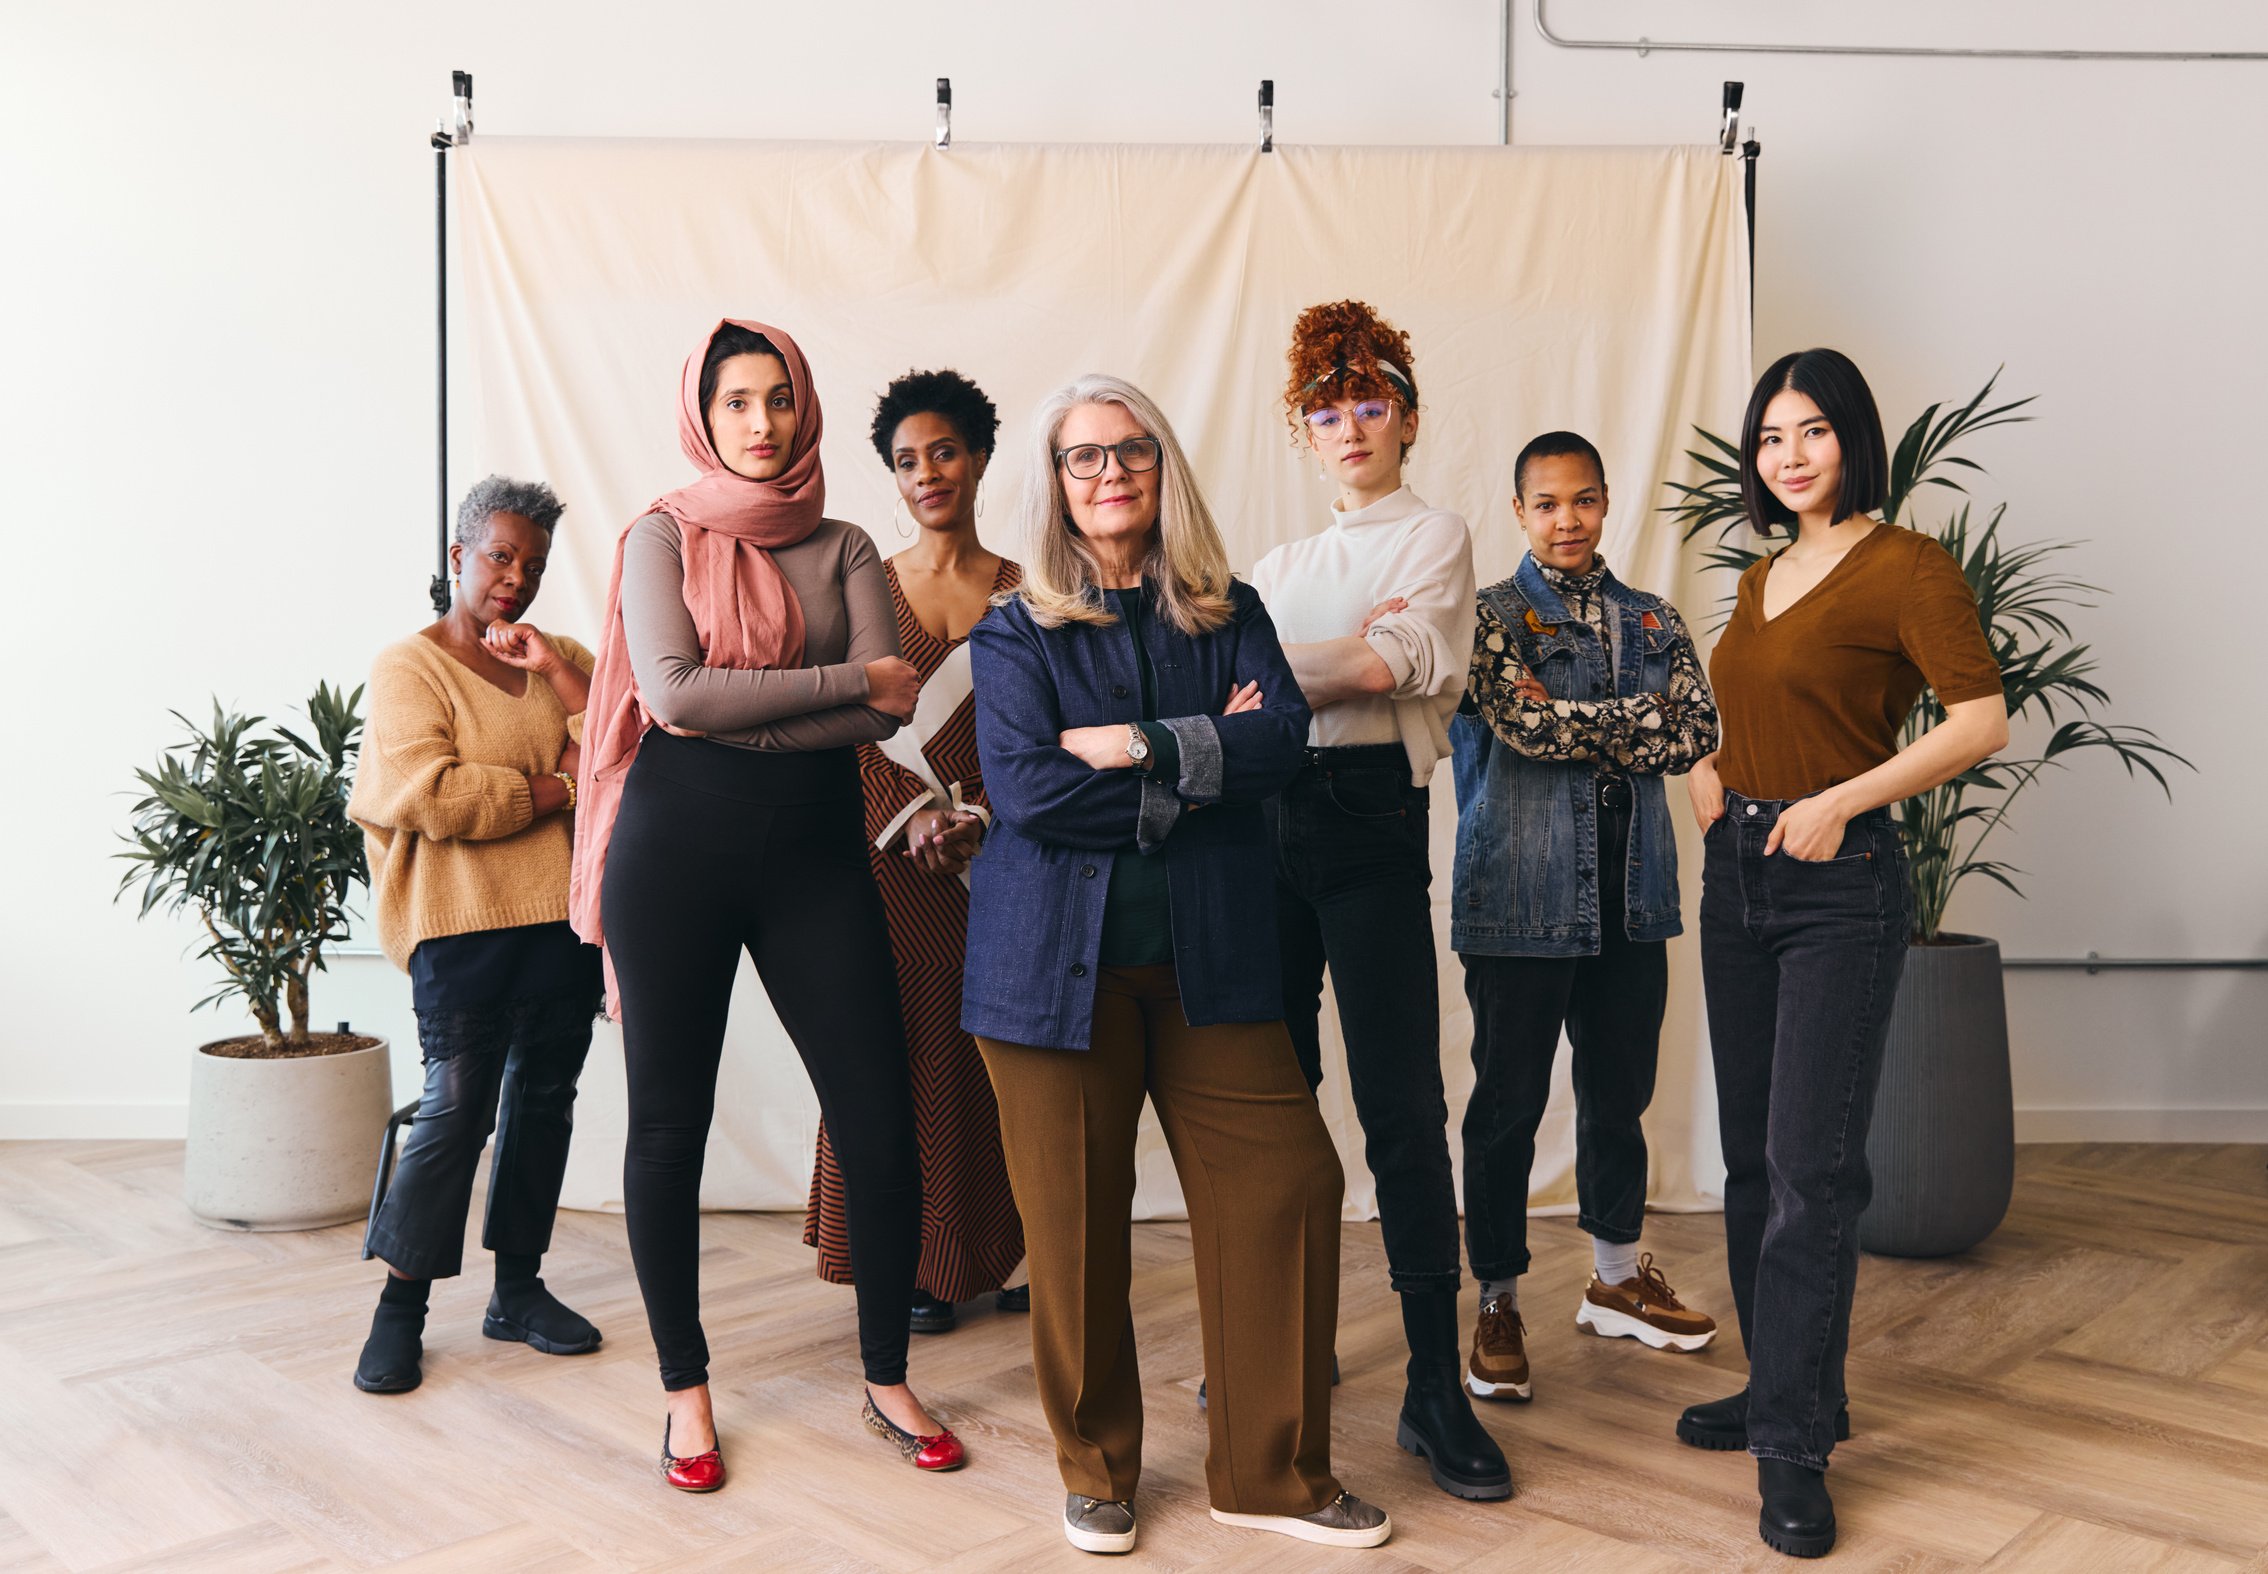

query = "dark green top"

[{"left": 1097, "top": 587, "right": 1178, "bottom": 966}]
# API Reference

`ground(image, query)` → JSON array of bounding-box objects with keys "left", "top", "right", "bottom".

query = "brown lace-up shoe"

[
  {"left": 1576, "top": 1254, "right": 1717, "bottom": 1352},
  {"left": 1465, "top": 1294, "right": 1532, "bottom": 1401}
]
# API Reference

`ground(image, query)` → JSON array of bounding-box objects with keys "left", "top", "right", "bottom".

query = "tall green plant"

[
  {"left": 1662, "top": 373, "right": 2188, "bottom": 941},
  {"left": 116, "top": 683, "right": 369, "bottom": 1048}
]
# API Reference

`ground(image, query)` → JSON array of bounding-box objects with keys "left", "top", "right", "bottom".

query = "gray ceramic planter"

[
  {"left": 184, "top": 1036, "right": 392, "bottom": 1231},
  {"left": 1859, "top": 934, "right": 2014, "bottom": 1258}
]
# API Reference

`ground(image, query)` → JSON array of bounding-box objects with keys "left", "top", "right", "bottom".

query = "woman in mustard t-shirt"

[{"left": 1680, "top": 349, "right": 2008, "bottom": 1559}]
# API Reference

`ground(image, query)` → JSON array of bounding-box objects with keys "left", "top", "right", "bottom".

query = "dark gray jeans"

[{"left": 1700, "top": 791, "right": 1909, "bottom": 1471}]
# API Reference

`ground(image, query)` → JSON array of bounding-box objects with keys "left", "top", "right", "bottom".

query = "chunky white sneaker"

[
  {"left": 1466, "top": 1294, "right": 1533, "bottom": 1401},
  {"left": 1574, "top": 1255, "right": 1718, "bottom": 1352}
]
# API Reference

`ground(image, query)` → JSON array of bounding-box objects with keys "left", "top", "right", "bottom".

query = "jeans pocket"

[{"left": 1324, "top": 769, "right": 1412, "bottom": 820}]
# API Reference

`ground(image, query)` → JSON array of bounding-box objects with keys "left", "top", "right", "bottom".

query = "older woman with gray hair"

[
  {"left": 966, "top": 375, "right": 1391, "bottom": 1554},
  {"left": 346, "top": 474, "right": 604, "bottom": 1396}
]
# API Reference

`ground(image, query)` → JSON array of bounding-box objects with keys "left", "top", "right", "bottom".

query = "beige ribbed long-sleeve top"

[{"left": 347, "top": 631, "right": 593, "bottom": 969}]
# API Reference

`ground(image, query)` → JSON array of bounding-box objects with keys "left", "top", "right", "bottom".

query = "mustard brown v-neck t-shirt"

[{"left": 1708, "top": 522, "right": 2002, "bottom": 801}]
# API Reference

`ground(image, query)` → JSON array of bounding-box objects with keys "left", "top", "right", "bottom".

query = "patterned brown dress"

[{"left": 804, "top": 556, "right": 1026, "bottom": 1299}]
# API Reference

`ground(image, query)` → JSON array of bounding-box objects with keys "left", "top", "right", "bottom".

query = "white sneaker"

[
  {"left": 1574, "top": 1256, "right": 1718, "bottom": 1352},
  {"left": 1210, "top": 1491, "right": 1391, "bottom": 1548},
  {"left": 1063, "top": 1493, "right": 1136, "bottom": 1554}
]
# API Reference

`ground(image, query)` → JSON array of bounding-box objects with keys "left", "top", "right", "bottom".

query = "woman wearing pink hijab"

[{"left": 572, "top": 320, "right": 960, "bottom": 1491}]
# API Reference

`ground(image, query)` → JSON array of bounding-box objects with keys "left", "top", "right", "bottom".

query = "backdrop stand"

[{"left": 429, "top": 71, "right": 470, "bottom": 617}]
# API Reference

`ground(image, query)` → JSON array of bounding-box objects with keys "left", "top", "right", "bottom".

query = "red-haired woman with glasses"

[{"left": 1247, "top": 300, "right": 1506, "bottom": 1503}]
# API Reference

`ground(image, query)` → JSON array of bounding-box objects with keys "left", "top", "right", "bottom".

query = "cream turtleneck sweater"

[{"left": 1249, "top": 485, "right": 1477, "bottom": 785}]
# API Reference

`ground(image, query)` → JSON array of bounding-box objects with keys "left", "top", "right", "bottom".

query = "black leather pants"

[{"left": 363, "top": 987, "right": 598, "bottom": 1280}]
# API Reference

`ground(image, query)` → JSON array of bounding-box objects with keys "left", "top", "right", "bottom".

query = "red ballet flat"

[
  {"left": 659, "top": 1414, "right": 725, "bottom": 1493},
  {"left": 861, "top": 1393, "right": 966, "bottom": 1471}
]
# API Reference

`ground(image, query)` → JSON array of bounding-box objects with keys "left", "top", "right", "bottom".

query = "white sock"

[
  {"left": 1592, "top": 1237, "right": 1640, "bottom": 1287},
  {"left": 1479, "top": 1278, "right": 1519, "bottom": 1310}
]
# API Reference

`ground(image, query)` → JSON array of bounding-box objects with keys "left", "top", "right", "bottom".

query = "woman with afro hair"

[
  {"left": 1248, "top": 300, "right": 1508, "bottom": 1504},
  {"left": 802, "top": 369, "right": 1029, "bottom": 1334}
]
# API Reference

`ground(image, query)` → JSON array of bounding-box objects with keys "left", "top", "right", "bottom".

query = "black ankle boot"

[
  {"left": 1676, "top": 1389, "right": 1851, "bottom": 1451},
  {"left": 1393, "top": 1289, "right": 1512, "bottom": 1501},
  {"left": 355, "top": 1275, "right": 430, "bottom": 1393},
  {"left": 1757, "top": 1458, "right": 1835, "bottom": 1558}
]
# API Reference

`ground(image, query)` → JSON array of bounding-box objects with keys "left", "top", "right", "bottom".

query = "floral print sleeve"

[{"left": 1466, "top": 599, "right": 1719, "bottom": 775}]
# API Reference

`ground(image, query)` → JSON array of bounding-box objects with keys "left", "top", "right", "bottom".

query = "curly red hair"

[{"left": 1282, "top": 299, "right": 1418, "bottom": 445}]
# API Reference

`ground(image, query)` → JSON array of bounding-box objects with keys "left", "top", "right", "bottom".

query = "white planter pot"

[{"left": 184, "top": 1035, "right": 393, "bottom": 1231}]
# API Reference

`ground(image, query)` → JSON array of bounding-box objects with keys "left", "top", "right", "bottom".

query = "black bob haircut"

[
  {"left": 1738, "top": 348, "right": 1888, "bottom": 534},
  {"left": 870, "top": 368, "right": 1001, "bottom": 467},
  {"left": 1514, "top": 431, "right": 1607, "bottom": 500},
  {"left": 697, "top": 323, "right": 788, "bottom": 426}
]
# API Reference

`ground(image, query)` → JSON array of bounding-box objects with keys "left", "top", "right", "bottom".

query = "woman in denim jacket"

[
  {"left": 965, "top": 374, "right": 1391, "bottom": 1556},
  {"left": 1447, "top": 432, "right": 1720, "bottom": 1414}
]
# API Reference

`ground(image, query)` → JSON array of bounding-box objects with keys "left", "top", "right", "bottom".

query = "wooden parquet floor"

[{"left": 1, "top": 1141, "right": 2265, "bottom": 1572}]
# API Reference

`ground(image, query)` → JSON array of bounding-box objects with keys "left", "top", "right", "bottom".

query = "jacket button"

[
  {"left": 1081, "top": 864, "right": 1097, "bottom": 878},
  {"left": 1070, "top": 963, "right": 1088, "bottom": 977},
  {"left": 1111, "top": 684, "right": 1129, "bottom": 698}
]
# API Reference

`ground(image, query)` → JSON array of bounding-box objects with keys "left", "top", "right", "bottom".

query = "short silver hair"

[{"left": 454, "top": 474, "right": 565, "bottom": 546}]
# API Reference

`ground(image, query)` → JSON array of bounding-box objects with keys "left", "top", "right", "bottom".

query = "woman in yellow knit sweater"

[{"left": 345, "top": 475, "right": 605, "bottom": 1396}]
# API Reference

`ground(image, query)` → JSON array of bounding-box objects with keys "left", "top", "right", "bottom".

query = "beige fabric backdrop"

[{"left": 452, "top": 137, "right": 1750, "bottom": 1224}]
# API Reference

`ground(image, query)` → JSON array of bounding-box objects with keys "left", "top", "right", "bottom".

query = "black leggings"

[{"left": 601, "top": 733, "right": 918, "bottom": 1391}]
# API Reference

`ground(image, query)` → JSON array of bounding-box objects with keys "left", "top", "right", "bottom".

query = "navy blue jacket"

[{"left": 961, "top": 579, "right": 1310, "bottom": 1051}]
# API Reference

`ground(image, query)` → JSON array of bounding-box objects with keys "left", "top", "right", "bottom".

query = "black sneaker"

[
  {"left": 482, "top": 1282, "right": 601, "bottom": 1356},
  {"left": 910, "top": 1288, "right": 958, "bottom": 1334}
]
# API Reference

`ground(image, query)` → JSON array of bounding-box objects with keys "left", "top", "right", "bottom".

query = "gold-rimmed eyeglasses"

[{"left": 1303, "top": 400, "right": 1398, "bottom": 436}]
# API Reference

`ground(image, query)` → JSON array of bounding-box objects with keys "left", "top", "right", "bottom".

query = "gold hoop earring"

[
  {"left": 976, "top": 485, "right": 985, "bottom": 520},
  {"left": 893, "top": 499, "right": 914, "bottom": 540}
]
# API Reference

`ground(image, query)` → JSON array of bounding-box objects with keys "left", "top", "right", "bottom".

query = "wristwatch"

[{"left": 1124, "top": 723, "right": 1152, "bottom": 767}]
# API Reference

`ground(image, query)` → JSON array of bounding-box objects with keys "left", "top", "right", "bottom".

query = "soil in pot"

[{"left": 201, "top": 1031, "right": 384, "bottom": 1061}]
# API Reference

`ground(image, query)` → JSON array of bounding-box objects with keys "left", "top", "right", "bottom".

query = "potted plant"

[
  {"left": 117, "top": 682, "right": 393, "bottom": 1230},
  {"left": 1665, "top": 375, "right": 2188, "bottom": 1255}
]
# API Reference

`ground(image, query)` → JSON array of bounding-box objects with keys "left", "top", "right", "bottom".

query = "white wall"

[{"left": 5, "top": 0, "right": 2263, "bottom": 1138}]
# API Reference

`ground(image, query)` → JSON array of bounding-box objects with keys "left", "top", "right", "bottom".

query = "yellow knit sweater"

[{"left": 348, "top": 631, "right": 595, "bottom": 970}]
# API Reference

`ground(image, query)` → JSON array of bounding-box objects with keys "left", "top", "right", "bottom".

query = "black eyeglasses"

[{"left": 1055, "top": 437, "right": 1162, "bottom": 480}]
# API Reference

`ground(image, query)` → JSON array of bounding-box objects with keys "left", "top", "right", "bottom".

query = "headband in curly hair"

[{"left": 1282, "top": 299, "right": 1418, "bottom": 443}]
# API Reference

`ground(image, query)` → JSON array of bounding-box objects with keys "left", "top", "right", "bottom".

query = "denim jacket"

[
  {"left": 963, "top": 580, "right": 1310, "bottom": 1050},
  {"left": 1449, "top": 555, "right": 1685, "bottom": 956}
]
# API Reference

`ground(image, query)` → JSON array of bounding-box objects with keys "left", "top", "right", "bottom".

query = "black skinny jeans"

[
  {"left": 1460, "top": 796, "right": 1667, "bottom": 1282},
  {"left": 601, "top": 733, "right": 919, "bottom": 1391},
  {"left": 1700, "top": 791, "right": 1909, "bottom": 1471},
  {"left": 363, "top": 984, "right": 598, "bottom": 1280},
  {"left": 1266, "top": 747, "right": 1461, "bottom": 1295}
]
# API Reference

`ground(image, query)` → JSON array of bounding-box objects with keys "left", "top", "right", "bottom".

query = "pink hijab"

[{"left": 569, "top": 319, "right": 827, "bottom": 965}]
